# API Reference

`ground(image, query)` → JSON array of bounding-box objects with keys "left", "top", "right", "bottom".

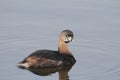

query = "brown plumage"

[{"left": 17, "top": 30, "right": 76, "bottom": 69}]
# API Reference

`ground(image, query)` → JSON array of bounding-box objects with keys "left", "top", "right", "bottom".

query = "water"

[{"left": 0, "top": 0, "right": 120, "bottom": 80}]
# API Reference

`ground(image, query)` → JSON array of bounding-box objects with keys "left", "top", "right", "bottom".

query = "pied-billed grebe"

[{"left": 17, "top": 30, "right": 76, "bottom": 69}]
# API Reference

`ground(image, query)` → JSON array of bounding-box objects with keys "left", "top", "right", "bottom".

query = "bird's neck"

[{"left": 58, "top": 39, "right": 72, "bottom": 56}]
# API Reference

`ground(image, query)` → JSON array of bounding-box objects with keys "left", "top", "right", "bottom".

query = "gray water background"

[{"left": 0, "top": 0, "right": 120, "bottom": 80}]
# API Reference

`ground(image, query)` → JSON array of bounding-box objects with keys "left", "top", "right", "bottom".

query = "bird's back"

[{"left": 18, "top": 50, "right": 75, "bottom": 69}]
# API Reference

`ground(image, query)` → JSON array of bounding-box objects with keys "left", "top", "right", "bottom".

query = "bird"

[{"left": 17, "top": 30, "right": 76, "bottom": 69}]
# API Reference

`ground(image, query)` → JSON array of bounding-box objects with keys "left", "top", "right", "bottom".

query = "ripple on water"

[{"left": 70, "top": 38, "right": 120, "bottom": 80}]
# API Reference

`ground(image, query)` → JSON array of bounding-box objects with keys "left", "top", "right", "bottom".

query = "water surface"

[{"left": 0, "top": 0, "right": 120, "bottom": 80}]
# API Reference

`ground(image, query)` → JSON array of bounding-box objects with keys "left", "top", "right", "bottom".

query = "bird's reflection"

[{"left": 18, "top": 64, "right": 75, "bottom": 80}]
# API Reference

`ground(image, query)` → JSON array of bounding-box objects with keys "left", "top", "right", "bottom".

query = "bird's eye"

[{"left": 66, "top": 35, "right": 68, "bottom": 38}]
